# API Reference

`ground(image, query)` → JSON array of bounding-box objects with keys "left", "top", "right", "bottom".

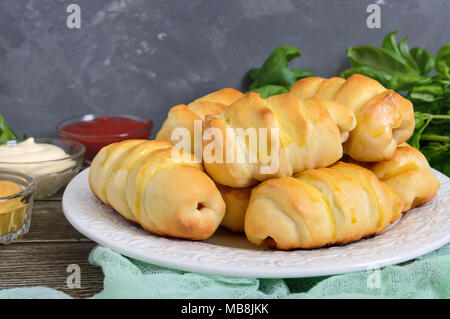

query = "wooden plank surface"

[
  {"left": 19, "top": 201, "right": 89, "bottom": 242},
  {"left": 0, "top": 194, "right": 104, "bottom": 298}
]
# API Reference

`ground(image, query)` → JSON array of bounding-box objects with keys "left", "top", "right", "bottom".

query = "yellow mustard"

[{"left": 0, "top": 180, "right": 27, "bottom": 236}]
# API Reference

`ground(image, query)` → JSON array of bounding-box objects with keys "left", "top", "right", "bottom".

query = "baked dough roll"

[
  {"left": 367, "top": 145, "right": 440, "bottom": 212},
  {"left": 89, "top": 139, "right": 226, "bottom": 240},
  {"left": 290, "top": 74, "right": 414, "bottom": 162},
  {"left": 204, "top": 92, "right": 355, "bottom": 187},
  {"left": 156, "top": 88, "right": 244, "bottom": 152},
  {"left": 217, "top": 184, "right": 252, "bottom": 232},
  {"left": 245, "top": 162, "right": 403, "bottom": 250}
]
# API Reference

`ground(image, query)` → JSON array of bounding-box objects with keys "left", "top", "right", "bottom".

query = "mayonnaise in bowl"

[{"left": 0, "top": 138, "right": 85, "bottom": 198}]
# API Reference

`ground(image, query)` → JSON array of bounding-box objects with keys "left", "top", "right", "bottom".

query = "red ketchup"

[{"left": 57, "top": 115, "right": 153, "bottom": 160}]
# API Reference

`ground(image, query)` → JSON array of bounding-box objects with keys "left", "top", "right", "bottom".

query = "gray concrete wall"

[{"left": 0, "top": 0, "right": 448, "bottom": 138}]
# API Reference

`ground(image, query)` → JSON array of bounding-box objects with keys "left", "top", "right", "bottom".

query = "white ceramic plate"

[{"left": 62, "top": 168, "right": 450, "bottom": 278}]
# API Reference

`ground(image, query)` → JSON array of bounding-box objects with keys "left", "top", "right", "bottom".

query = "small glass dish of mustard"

[{"left": 0, "top": 171, "right": 36, "bottom": 244}]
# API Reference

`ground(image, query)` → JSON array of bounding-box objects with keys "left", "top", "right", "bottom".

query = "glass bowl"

[
  {"left": 0, "top": 138, "right": 85, "bottom": 198},
  {"left": 56, "top": 114, "right": 153, "bottom": 161},
  {"left": 0, "top": 171, "right": 37, "bottom": 244}
]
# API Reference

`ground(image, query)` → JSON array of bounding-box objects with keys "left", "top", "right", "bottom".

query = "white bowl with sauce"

[{"left": 0, "top": 138, "right": 85, "bottom": 198}]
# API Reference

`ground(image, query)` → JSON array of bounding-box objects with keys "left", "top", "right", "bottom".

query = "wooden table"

[{"left": 0, "top": 189, "right": 104, "bottom": 298}]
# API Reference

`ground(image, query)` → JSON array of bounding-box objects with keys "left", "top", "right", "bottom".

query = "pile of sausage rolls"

[{"left": 89, "top": 74, "right": 439, "bottom": 250}]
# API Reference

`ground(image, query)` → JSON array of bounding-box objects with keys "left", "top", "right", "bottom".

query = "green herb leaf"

[
  {"left": 247, "top": 46, "right": 313, "bottom": 96},
  {"left": 291, "top": 68, "right": 314, "bottom": 80},
  {"left": 248, "top": 85, "right": 289, "bottom": 98},
  {"left": 381, "top": 31, "right": 402, "bottom": 56},
  {"left": 389, "top": 73, "right": 433, "bottom": 91},
  {"left": 435, "top": 43, "right": 450, "bottom": 80},
  {"left": 341, "top": 32, "right": 439, "bottom": 90},
  {"left": 410, "top": 47, "right": 435, "bottom": 75},
  {"left": 345, "top": 45, "right": 413, "bottom": 75},
  {"left": 0, "top": 115, "right": 18, "bottom": 144},
  {"left": 340, "top": 66, "right": 392, "bottom": 87},
  {"left": 398, "top": 36, "right": 420, "bottom": 71},
  {"left": 409, "top": 85, "right": 444, "bottom": 103}
]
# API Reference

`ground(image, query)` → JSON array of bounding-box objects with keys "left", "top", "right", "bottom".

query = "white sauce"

[
  {"left": 0, "top": 138, "right": 69, "bottom": 163},
  {"left": 0, "top": 138, "right": 77, "bottom": 197}
]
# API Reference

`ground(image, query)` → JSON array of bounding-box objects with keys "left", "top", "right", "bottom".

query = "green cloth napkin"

[{"left": 1, "top": 244, "right": 449, "bottom": 299}]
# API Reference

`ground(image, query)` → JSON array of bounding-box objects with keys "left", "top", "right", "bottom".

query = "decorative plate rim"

[{"left": 62, "top": 168, "right": 450, "bottom": 278}]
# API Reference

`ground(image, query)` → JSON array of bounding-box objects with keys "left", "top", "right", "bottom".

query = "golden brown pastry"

[
  {"left": 367, "top": 145, "right": 440, "bottom": 212},
  {"left": 156, "top": 88, "right": 244, "bottom": 152},
  {"left": 204, "top": 92, "right": 356, "bottom": 187},
  {"left": 290, "top": 74, "right": 415, "bottom": 162},
  {"left": 245, "top": 162, "right": 404, "bottom": 250},
  {"left": 89, "top": 139, "right": 226, "bottom": 240},
  {"left": 217, "top": 184, "right": 252, "bottom": 232}
]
